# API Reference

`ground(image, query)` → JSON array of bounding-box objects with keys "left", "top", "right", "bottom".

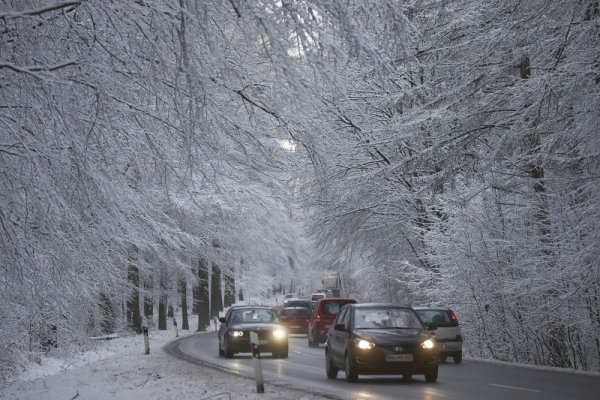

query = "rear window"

[
  {"left": 286, "top": 300, "right": 310, "bottom": 309},
  {"left": 415, "top": 309, "right": 458, "bottom": 327},
  {"left": 282, "top": 308, "right": 309, "bottom": 317},
  {"left": 320, "top": 300, "right": 356, "bottom": 316}
]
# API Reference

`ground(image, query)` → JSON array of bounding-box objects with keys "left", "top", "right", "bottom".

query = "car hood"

[
  {"left": 228, "top": 323, "right": 283, "bottom": 331},
  {"left": 354, "top": 328, "right": 430, "bottom": 345}
]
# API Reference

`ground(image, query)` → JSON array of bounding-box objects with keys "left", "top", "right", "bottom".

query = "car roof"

[
  {"left": 412, "top": 306, "right": 452, "bottom": 311},
  {"left": 317, "top": 297, "right": 355, "bottom": 302},
  {"left": 350, "top": 303, "right": 412, "bottom": 309},
  {"left": 229, "top": 305, "right": 273, "bottom": 310},
  {"left": 281, "top": 306, "right": 309, "bottom": 310}
]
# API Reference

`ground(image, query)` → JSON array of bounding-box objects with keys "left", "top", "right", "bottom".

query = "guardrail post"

[
  {"left": 143, "top": 325, "right": 150, "bottom": 355},
  {"left": 249, "top": 332, "right": 264, "bottom": 393}
]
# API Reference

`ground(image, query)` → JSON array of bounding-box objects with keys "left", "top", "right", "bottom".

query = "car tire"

[
  {"left": 439, "top": 354, "right": 447, "bottom": 363},
  {"left": 308, "top": 330, "right": 318, "bottom": 347},
  {"left": 453, "top": 352, "right": 462, "bottom": 364},
  {"left": 224, "top": 338, "right": 234, "bottom": 358},
  {"left": 325, "top": 349, "right": 338, "bottom": 379},
  {"left": 425, "top": 367, "right": 438, "bottom": 383},
  {"left": 218, "top": 342, "right": 224, "bottom": 357},
  {"left": 345, "top": 351, "right": 358, "bottom": 382}
]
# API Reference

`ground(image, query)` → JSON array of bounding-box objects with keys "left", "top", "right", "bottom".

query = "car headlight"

[
  {"left": 421, "top": 339, "right": 435, "bottom": 349},
  {"left": 272, "top": 329, "right": 286, "bottom": 340},
  {"left": 354, "top": 338, "right": 375, "bottom": 350},
  {"left": 228, "top": 330, "right": 244, "bottom": 337}
]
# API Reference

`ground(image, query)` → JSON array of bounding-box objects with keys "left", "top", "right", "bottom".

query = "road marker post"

[
  {"left": 249, "top": 331, "right": 264, "bottom": 393},
  {"left": 143, "top": 325, "right": 150, "bottom": 355}
]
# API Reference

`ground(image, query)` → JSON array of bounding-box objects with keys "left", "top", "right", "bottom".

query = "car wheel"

[
  {"left": 325, "top": 349, "right": 338, "bottom": 379},
  {"left": 439, "top": 354, "right": 447, "bottom": 363},
  {"left": 425, "top": 367, "right": 438, "bottom": 383},
  {"left": 345, "top": 351, "right": 358, "bottom": 382},
  {"left": 453, "top": 352, "right": 462, "bottom": 364},
  {"left": 224, "top": 338, "right": 234, "bottom": 358},
  {"left": 218, "top": 342, "right": 224, "bottom": 357},
  {"left": 308, "top": 330, "right": 317, "bottom": 347}
]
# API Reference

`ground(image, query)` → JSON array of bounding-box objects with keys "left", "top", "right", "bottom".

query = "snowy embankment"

[{"left": 0, "top": 327, "right": 327, "bottom": 400}]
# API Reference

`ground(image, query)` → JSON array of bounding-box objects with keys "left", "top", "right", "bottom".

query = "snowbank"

[{"left": 0, "top": 327, "right": 327, "bottom": 400}]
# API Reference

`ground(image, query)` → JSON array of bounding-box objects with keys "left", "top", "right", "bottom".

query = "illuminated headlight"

[
  {"left": 272, "top": 329, "right": 286, "bottom": 340},
  {"left": 354, "top": 338, "right": 375, "bottom": 350},
  {"left": 228, "top": 331, "right": 244, "bottom": 337},
  {"left": 421, "top": 339, "right": 435, "bottom": 349}
]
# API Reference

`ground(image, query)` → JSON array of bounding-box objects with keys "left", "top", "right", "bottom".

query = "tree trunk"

[
  {"left": 158, "top": 271, "right": 168, "bottom": 330},
  {"left": 180, "top": 277, "right": 189, "bottom": 330},
  {"left": 210, "top": 263, "right": 223, "bottom": 319},
  {"left": 224, "top": 268, "right": 235, "bottom": 308},
  {"left": 126, "top": 264, "right": 142, "bottom": 334},
  {"left": 196, "top": 257, "right": 210, "bottom": 331},
  {"left": 143, "top": 278, "right": 153, "bottom": 326}
]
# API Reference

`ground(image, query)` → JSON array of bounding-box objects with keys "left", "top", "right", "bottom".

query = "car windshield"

[
  {"left": 230, "top": 308, "right": 279, "bottom": 323},
  {"left": 354, "top": 308, "right": 422, "bottom": 329},
  {"left": 321, "top": 300, "right": 355, "bottom": 315},
  {"left": 415, "top": 309, "right": 458, "bottom": 327},
  {"left": 285, "top": 300, "right": 310, "bottom": 308},
  {"left": 282, "top": 308, "right": 309, "bottom": 317}
]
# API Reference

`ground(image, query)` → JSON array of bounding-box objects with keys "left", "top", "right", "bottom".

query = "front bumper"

[
  {"left": 352, "top": 345, "right": 439, "bottom": 374},
  {"left": 227, "top": 335, "right": 288, "bottom": 354}
]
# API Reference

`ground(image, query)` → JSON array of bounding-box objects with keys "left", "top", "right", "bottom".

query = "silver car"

[{"left": 413, "top": 306, "right": 463, "bottom": 364}]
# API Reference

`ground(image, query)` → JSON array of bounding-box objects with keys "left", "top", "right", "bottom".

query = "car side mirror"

[
  {"left": 334, "top": 323, "right": 346, "bottom": 332},
  {"left": 425, "top": 324, "right": 437, "bottom": 331},
  {"left": 218, "top": 317, "right": 226, "bottom": 324}
]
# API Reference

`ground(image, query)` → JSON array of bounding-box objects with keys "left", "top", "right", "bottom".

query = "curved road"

[{"left": 166, "top": 332, "right": 600, "bottom": 400}]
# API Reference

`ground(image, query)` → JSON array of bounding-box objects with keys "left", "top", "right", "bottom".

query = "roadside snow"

[{"left": 0, "top": 327, "right": 328, "bottom": 400}]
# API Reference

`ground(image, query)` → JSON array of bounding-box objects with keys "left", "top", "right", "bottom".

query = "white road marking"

[{"left": 489, "top": 383, "right": 541, "bottom": 393}]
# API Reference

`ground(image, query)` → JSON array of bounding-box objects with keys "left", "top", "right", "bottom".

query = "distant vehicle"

[
  {"left": 218, "top": 306, "right": 288, "bottom": 358},
  {"left": 284, "top": 293, "right": 298, "bottom": 299},
  {"left": 311, "top": 292, "right": 327, "bottom": 302},
  {"left": 325, "top": 303, "right": 439, "bottom": 382},
  {"left": 322, "top": 273, "right": 343, "bottom": 297},
  {"left": 308, "top": 298, "right": 357, "bottom": 347},
  {"left": 413, "top": 306, "right": 463, "bottom": 364},
  {"left": 278, "top": 307, "right": 311, "bottom": 334}
]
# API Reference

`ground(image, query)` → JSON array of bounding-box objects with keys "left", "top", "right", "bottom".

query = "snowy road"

[{"left": 167, "top": 332, "right": 600, "bottom": 400}]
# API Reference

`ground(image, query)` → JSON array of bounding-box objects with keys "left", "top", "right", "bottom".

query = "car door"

[{"left": 329, "top": 306, "right": 350, "bottom": 365}]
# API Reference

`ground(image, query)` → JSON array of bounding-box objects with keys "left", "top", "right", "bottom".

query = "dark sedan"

[
  {"left": 325, "top": 303, "right": 439, "bottom": 382},
  {"left": 218, "top": 306, "right": 288, "bottom": 358},
  {"left": 278, "top": 307, "right": 311, "bottom": 334}
]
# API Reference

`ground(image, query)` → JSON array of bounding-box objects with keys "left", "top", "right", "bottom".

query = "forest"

[{"left": 1, "top": 0, "right": 599, "bottom": 378}]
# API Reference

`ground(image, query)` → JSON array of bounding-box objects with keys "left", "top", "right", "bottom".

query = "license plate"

[
  {"left": 290, "top": 325, "right": 300, "bottom": 329},
  {"left": 438, "top": 342, "right": 445, "bottom": 349},
  {"left": 259, "top": 340, "right": 269, "bottom": 345},
  {"left": 385, "top": 354, "right": 413, "bottom": 362}
]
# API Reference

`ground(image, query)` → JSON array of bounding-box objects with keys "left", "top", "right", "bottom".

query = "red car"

[
  {"left": 278, "top": 307, "right": 311, "bottom": 334},
  {"left": 308, "top": 298, "right": 357, "bottom": 347}
]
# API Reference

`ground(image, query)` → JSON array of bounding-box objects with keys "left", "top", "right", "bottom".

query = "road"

[{"left": 166, "top": 332, "right": 600, "bottom": 400}]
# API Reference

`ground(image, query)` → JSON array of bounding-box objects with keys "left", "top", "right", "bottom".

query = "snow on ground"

[{"left": 0, "top": 325, "right": 328, "bottom": 400}]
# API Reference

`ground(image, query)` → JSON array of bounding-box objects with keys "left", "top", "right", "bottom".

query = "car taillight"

[
  {"left": 449, "top": 310, "right": 458, "bottom": 323},
  {"left": 316, "top": 314, "right": 321, "bottom": 320}
]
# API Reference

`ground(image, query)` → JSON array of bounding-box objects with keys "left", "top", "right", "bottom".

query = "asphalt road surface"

[{"left": 166, "top": 332, "right": 600, "bottom": 400}]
